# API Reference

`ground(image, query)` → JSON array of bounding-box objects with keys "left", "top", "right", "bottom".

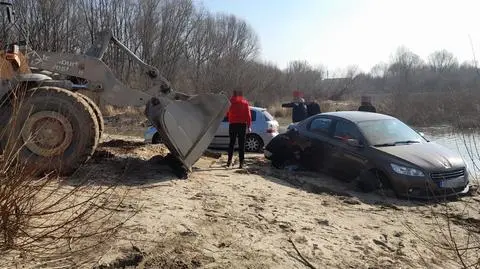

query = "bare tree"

[
  {"left": 6, "top": 0, "right": 480, "bottom": 123},
  {"left": 184, "top": 8, "right": 218, "bottom": 92},
  {"left": 199, "top": 13, "right": 260, "bottom": 93},
  {"left": 370, "top": 62, "right": 388, "bottom": 78},
  {"left": 389, "top": 46, "right": 423, "bottom": 77},
  {"left": 153, "top": 0, "right": 195, "bottom": 82},
  {"left": 428, "top": 49, "right": 459, "bottom": 73},
  {"left": 326, "top": 65, "right": 361, "bottom": 100},
  {"left": 285, "top": 60, "right": 324, "bottom": 98}
]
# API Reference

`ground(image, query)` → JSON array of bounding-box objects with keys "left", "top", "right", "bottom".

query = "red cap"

[{"left": 293, "top": 90, "right": 303, "bottom": 97}]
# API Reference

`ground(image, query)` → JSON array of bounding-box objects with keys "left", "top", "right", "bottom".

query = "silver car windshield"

[{"left": 357, "top": 119, "right": 425, "bottom": 146}]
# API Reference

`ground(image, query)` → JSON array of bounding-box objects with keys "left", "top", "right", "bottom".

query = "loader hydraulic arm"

[
  {"left": 27, "top": 30, "right": 189, "bottom": 107},
  {"left": 84, "top": 30, "right": 173, "bottom": 95}
]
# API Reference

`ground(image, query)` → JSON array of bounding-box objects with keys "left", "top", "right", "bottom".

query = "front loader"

[{"left": 0, "top": 1, "right": 229, "bottom": 175}]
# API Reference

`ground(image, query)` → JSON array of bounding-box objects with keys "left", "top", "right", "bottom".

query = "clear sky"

[{"left": 200, "top": 0, "right": 480, "bottom": 74}]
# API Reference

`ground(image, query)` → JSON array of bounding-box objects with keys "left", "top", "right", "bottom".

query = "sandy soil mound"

[{"left": 2, "top": 135, "right": 479, "bottom": 269}]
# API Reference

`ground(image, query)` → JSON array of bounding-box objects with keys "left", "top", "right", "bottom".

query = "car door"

[
  {"left": 300, "top": 116, "right": 335, "bottom": 172},
  {"left": 331, "top": 120, "right": 368, "bottom": 180},
  {"left": 211, "top": 115, "right": 229, "bottom": 146},
  {"left": 249, "top": 109, "right": 258, "bottom": 133},
  {"left": 212, "top": 109, "right": 257, "bottom": 148}
]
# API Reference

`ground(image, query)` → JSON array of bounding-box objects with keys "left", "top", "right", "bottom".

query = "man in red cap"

[
  {"left": 282, "top": 90, "right": 308, "bottom": 123},
  {"left": 226, "top": 90, "right": 252, "bottom": 168}
]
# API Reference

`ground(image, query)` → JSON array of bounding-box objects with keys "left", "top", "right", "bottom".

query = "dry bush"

[
  {"left": 405, "top": 199, "right": 480, "bottom": 268},
  {"left": 319, "top": 100, "right": 357, "bottom": 112},
  {"left": 102, "top": 105, "right": 145, "bottom": 117},
  {"left": 74, "top": 90, "right": 145, "bottom": 117},
  {"left": 378, "top": 90, "right": 480, "bottom": 128},
  {"left": 406, "top": 191, "right": 480, "bottom": 268},
  {"left": 268, "top": 102, "right": 292, "bottom": 118},
  {"left": 406, "top": 113, "right": 480, "bottom": 268},
  {"left": 0, "top": 87, "right": 137, "bottom": 267}
]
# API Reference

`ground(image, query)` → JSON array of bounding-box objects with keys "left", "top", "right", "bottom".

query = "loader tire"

[
  {"left": 2, "top": 87, "right": 99, "bottom": 176},
  {"left": 75, "top": 92, "right": 104, "bottom": 144}
]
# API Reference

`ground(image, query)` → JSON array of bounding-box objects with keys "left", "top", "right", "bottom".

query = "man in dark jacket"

[
  {"left": 358, "top": 96, "right": 377, "bottom": 112},
  {"left": 282, "top": 97, "right": 308, "bottom": 123},
  {"left": 306, "top": 100, "right": 321, "bottom": 117},
  {"left": 226, "top": 90, "right": 252, "bottom": 168}
]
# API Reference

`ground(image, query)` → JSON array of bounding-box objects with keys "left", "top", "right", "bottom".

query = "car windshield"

[{"left": 357, "top": 119, "right": 425, "bottom": 146}]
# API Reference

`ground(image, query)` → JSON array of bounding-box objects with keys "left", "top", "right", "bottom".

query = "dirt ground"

[{"left": 2, "top": 124, "right": 480, "bottom": 268}]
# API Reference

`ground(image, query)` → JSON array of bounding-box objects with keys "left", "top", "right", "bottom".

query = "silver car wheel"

[{"left": 245, "top": 135, "right": 262, "bottom": 152}]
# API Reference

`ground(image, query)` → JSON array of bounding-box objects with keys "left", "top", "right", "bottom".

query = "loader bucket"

[{"left": 145, "top": 93, "right": 230, "bottom": 171}]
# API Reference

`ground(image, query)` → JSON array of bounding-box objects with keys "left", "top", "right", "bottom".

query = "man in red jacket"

[{"left": 226, "top": 90, "right": 252, "bottom": 168}]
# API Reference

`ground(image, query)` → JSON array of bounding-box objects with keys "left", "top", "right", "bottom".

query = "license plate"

[{"left": 439, "top": 177, "right": 466, "bottom": 188}]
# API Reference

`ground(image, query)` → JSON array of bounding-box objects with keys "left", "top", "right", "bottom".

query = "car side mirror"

[
  {"left": 288, "top": 127, "right": 299, "bottom": 135},
  {"left": 346, "top": 138, "right": 363, "bottom": 148}
]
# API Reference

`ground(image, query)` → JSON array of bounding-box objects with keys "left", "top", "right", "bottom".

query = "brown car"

[{"left": 267, "top": 111, "right": 470, "bottom": 198}]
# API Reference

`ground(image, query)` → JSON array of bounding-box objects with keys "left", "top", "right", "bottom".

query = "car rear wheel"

[{"left": 245, "top": 134, "right": 263, "bottom": 152}]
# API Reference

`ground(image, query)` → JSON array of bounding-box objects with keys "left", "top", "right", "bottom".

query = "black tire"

[
  {"left": 357, "top": 170, "right": 382, "bottom": 192},
  {"left": 152, "top": 132, "right": 163, "bottom": 144},
  {"left": 358, "top": 169, "right": 398, "bottom": 197},
  {"left": 245, "top": 134, "right": 263, "bottom": 152},
  {"left": 75, "top": 92, "right": 104, "bottom": 145},
  {"left": 2, "top": 87, "right": 99, "bottom": 176}
]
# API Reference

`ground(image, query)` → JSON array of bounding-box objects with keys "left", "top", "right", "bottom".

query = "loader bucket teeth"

[{"left": 145, "top": 93, "right": 230, "bottom": 171}]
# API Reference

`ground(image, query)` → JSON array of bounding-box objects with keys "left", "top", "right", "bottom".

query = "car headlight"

[{"left": 390, "top": 163, "right": 425, "bottom": 177}]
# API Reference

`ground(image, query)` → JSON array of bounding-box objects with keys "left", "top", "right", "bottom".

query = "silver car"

[{"left": 144, "top": 106, "right": 279, "bottom": 152}]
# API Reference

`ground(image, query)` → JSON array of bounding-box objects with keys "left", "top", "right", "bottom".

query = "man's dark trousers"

[{"left": 227, "top": 123, "right": 247, "bottom": 165}]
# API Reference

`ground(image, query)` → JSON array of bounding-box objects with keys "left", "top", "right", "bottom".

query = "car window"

[
  {"left": 263, "top": 110, "right": 274, "bottom": 121},
  {"left": 333, "top": 120, "right": 361, "bottom": 141},
  {"left": 308, "top": 117, "right": 332, "bottom": 134},
  {"left": 250, "top": 110, "right": 257, "bottom": 121}
]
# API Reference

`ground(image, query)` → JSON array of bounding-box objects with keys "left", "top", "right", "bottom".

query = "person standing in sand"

[
  {"left": 358, "top": 96, "right": 377, "bottom": 113},
  {"left": 226, "top": 90, "right": 252, "bottom": 169}
]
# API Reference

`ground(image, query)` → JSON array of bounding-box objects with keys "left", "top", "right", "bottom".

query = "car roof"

[
  {"left": 249, "top": 106, "right": 266, "bottom": 111},
  {"left": 319, "top": 111, "right": 395, "bottom": 123}
]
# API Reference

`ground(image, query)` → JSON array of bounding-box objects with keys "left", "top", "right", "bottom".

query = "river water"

[{"left": 418, "top": 126, "right": 480, "bottom": 182}]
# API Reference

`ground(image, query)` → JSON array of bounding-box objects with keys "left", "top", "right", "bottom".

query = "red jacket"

[{"left": 227, "top": 96, "right": 251, "bottom": 127}]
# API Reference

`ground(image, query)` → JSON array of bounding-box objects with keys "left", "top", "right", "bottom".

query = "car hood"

[{"left": 374, "top": 142, "right": 465, "bottom": 171}]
